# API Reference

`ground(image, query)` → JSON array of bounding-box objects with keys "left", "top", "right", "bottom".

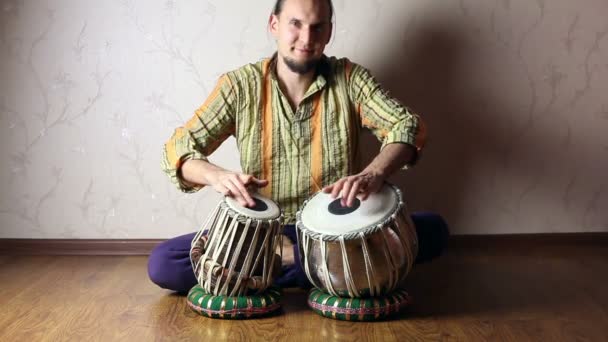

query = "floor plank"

[{"left": 1, "top": 243, "right": 607, "bottom": 341}]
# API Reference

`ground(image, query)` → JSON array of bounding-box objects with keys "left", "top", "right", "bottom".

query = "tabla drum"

[
  {"left": 190, "top": 193, "right": 283, "bottom": 297},
  {"left": 296, "top": 183, "right": 418, "bottom": 298}
]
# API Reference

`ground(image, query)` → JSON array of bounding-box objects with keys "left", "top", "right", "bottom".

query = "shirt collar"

[{"left": 268, "top": 53, "right": 329, "bottom": 98}]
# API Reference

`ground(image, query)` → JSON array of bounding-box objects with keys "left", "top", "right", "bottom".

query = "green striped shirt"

[{"left": 162, "top": 55, "right": 426, "bottom": 223}]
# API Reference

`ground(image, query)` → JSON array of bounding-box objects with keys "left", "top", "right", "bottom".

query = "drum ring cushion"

[
  {"left": 187, "top": 284, "right": 282, "bottom": 319},
  {"left": 307, "top": 288, "right": 412, "bottom": 321}
]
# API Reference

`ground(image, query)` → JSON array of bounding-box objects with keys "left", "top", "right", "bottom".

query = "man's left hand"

[{"left": 322, "top": 171, "right": 385, "bottom": 207}]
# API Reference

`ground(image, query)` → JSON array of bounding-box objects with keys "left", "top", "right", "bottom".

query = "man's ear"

[{"left": 269, "top": 14, "right": 279, "bottom": 38}]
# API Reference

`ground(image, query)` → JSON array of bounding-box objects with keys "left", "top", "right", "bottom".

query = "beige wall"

[{"left": 0, "top": 0, "right": 606, "bottom": 238}]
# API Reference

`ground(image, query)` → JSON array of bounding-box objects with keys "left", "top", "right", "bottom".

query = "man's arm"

[
  {"left": 162, "top": 73, "right": 266, "bottom": 207},
  {"left": 322, "top": 60, "right": 426, "bottom": 206},
  {"left": 181, "top": 159, "right": 267, "bottom": 207},
  {"left": 322, "top": 143, "right": 415, "bottom": 207}
]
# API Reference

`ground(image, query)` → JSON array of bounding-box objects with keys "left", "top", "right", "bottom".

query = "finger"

[
  {"left": 322, "top": 185, "right": 333, "bottom": 193},
  {"left": 250, "top": 177, "right": 269, "bottom": 187},
  {"left": 357, "top": 190, "right": 371, "bottom": 201},
  {"left": 340, "top": 179, "right": 353, "bottom": 207},
  {"left": 229, "top": 179, "right": 255, "bottom": 207},
  {"left": 346, "top": 180, "right": 361, "bottom": 207},
  {"left": 216, "top": 184, "right": 231, "bottom": 197},
  {"left": 238, "top": 174, "right": 254, "bottom": 186},
  {"left": 330, "top": 179, "right": 344, "bottom": 199},
  {"left": 369, "top": 183, "right": 382, "bottom": 195},
  {"left": 223, "top": 181, "right": 248, "bottom": 207},
  {"left": 229, "top": 178, "right": 255, "bottom": 207},
  {"left": 239, "top": 174, "right": 268, "bottom": 191}
]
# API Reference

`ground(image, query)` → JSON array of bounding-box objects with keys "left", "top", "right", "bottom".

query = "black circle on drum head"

[
  {"left": 247, "top": 198, "right": 268, "bottom": 212},
  {"left": 328, "top": 198, "right": 360, "bottom": 215}
]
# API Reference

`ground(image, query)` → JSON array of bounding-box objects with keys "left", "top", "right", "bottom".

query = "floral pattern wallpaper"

[{"left": 0, "top": 0, "right": 606, "bottom": 238}]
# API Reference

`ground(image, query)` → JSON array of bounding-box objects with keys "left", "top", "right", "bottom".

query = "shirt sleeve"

[
  {"left": 346, "top": 61, "right": 427, "bottom": 168},
  {"left": 161, "top": 74, "right": 237, "bottom": 192}
]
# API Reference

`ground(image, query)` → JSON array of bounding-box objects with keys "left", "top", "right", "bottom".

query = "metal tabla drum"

[
  {"left": 190, "top": 193, "right": 283, "bottom": 297},
  {"left": 296, "top": 183, "right": 418, "bottom": 298}
]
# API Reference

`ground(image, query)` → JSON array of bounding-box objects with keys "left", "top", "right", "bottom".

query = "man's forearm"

[
  {"left": 322, "top": 142, "right": 416, "bottom": 205},
  {"left": 180, "top": 159, "right": 226, "bottom": 188},
  {"left": 362, "top": 143, "right": 416, "bottom": 178},
  {"left": 180, "top": 159, "right": 268, "bottom": 207}
]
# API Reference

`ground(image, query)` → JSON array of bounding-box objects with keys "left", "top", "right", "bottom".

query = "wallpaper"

[{"left": 0, "top": 0, "right": 606, "bottom": 238}]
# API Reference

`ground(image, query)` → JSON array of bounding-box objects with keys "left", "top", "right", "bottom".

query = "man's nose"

[{"left": 299, "top": 27, "right": 314, "bottom": 45}]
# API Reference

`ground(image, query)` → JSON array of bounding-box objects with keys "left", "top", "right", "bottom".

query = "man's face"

[{"left": 269, "top": 0, "right": 333, "bottom": 74}]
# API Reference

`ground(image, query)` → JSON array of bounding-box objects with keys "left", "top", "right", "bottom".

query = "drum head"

[
  {"left": 225, "top": 193, "right": 281, "bottom": 220},
  {"left": 300, "top": 183, "right": 399, "bottom": 235}
]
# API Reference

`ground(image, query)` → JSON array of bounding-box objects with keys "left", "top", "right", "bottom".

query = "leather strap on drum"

[{"left": 190, "top": 203, "right": 283, "bottom": 297}]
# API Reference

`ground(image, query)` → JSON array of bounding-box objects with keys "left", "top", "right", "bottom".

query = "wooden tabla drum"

[
  {"left": 190, "top": 193, "right": 283, "bottom": 297},
  {"left": 296, "top": 183, "right": 418, "bottom": 298}
]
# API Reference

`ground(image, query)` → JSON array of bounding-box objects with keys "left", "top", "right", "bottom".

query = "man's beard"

[{"left": 283, "top": 55, "right": 319, "bottom": 74}]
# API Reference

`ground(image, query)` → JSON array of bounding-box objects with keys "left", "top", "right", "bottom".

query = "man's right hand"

[
  {"left": 207, "top": 170, "right": 268, "bottom": 207},
  {"left": 181, "top": 159, "right": 267, "bottom": 207}
]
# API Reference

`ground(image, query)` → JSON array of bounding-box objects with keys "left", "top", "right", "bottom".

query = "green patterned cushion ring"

[
  {"left": 187, "top": 284, "right": 282, "bottom": 319},
  {"left": 307, "top": 288, "right": 412, "bottom": 321}
]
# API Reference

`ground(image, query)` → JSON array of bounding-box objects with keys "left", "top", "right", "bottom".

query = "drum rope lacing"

[
  {"left": 360, "top": 232, "right": 381, "bottom": 296},
  {"left": 339, "top": 236, "right": 359, "bottom": 297},
  {"left": 190, "top": 201, "right": 284, "bottom": 297}
]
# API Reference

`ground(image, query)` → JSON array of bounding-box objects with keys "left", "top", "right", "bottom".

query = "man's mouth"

[{"left": 294, "top": 48, "right": 314, "bottom": 56}]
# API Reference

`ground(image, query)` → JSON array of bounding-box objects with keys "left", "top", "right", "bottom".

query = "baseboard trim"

[
  {"left": 0, "top": 233, "right": 606, "bottom": 256},
  {"left": 448, "top": 232, "right": 608, "bottom": 248},
  {"left": 0, "top": 239, "right": 165, "bottom": 256}
]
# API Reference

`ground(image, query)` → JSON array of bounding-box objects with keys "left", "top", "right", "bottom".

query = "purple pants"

[{"left": 147, "top": 212, "right": 449, "bottom": 294}]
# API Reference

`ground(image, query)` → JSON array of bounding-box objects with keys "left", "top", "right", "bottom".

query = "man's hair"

[{"left": 272, "top": 0, "right": 334, "bottom": 21}]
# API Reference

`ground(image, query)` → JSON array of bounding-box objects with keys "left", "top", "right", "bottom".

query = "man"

[{"left": 149, "top": 0, "right": 448, "bottom": 293}]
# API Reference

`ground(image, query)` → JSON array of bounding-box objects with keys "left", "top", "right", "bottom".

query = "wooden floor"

[{"left": 1, "top": 241, "right": 607, "bottom": 341}]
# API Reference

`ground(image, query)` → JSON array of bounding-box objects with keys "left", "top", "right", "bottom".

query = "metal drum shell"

[{"left": 296, "top": 184, "right": 418, "bottom": 298}]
